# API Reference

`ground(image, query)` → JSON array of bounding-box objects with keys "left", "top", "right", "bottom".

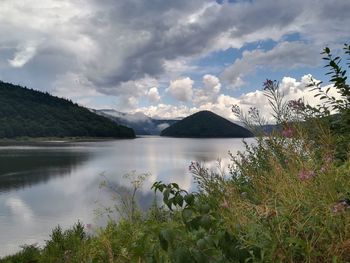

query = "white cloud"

[
  {"left": 193, "top": 74, "right": 221, "bottom": 105},
  {"left": 203, "top": 74, "right": 221, "bottom": 93},
  {"left": 8, "top": 41, "right": 39, "bottom": 67},
  {"left": 222, "top": 41, "right": 320, "bottom": 88},
  {"left": 135, "top": 74, "right": 343, "bottom": 123},
  {"left": 136, "top": 104, "right": 193, "bottom": 119},
  {"left": 235, "top": 74, "right": 342, "bottom": 121},
  {"left": 167, "top": 77, "right": 194, "bottom": 102},
  {"left": 147, "top": 87, "right": 161, "bottom": 103}
]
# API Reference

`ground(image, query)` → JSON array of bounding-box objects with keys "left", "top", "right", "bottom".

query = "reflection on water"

[
  {"left": 0, "top": 137, "right": 252, "bottom": 257},
  {"left": 0, "top": 150, "right": 91, "bottom": 193}
]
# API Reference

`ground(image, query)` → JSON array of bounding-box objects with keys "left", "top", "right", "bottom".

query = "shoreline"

[{"left": 0, "top": 136, "right": 135, "bottom": 145}]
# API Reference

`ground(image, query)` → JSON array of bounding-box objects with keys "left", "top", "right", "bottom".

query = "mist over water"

[{"left": 0, "top": 137, "right": 251, "bottom": 257}]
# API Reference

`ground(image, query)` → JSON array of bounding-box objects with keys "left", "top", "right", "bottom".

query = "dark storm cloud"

[{"left": 0, "top": 0, "right": 349, "bottom": 101}]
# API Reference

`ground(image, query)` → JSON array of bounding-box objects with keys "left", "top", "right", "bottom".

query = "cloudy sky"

[{"left": 0, "top": 0, "right": 349, "bottom": 120}]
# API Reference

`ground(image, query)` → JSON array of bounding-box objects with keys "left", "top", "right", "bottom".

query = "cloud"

[
  {"left": 8, "top": 41, "right": 40, "bottom": 68},
  {"left": 0, "top": 0, "right": 349, "bottom": 111},
  {"left": 135, "top": 104, "right": 192, "bottom": 119},
  {"left": 147, "top": 87, "right": 161, "bottom": 103},
  {"left": 193, "top": 74, "right": 221, "bottom": 105},
  {"left": 135, "top": 74, "right": 343, "bottom": 122},
  {"left": 222, "top": 41, "right": 321, "bottom": 87},
  {"left": 157, "top": 123, "right": 170, "bottom": 131},
  {"left": 235, "top": 75, "right": 342, "bottom": 121},
  {"left": 167, "top": 77, "right": 194, "bottom": 102}
]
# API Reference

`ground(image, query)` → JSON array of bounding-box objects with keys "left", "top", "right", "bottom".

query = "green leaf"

[
  {"left": 173, "top": 247, "right": 192, "bottom": 263},
  {"left": 196, "top": 238, "right": 207, "bottom": 250},
  {"left": 171, "top": 183, "right": 179, "bottom": 189},
  {"left": 164, "top": 200, "right": 172, "bottom": 210},
  {"left": 182, "top": 208, "right": 193, "bottom": 222},
  {"left": 200, "top": 215, "right": 212, "bottom": 230},
  {"left": 159, "top": 230, "right": 169, "bottom": 251},
  {"left": 184, "top": 194, "right": 195, "bottom": 206},
  {"left": 175, "top": 194, "right": 184, "bottom": 207},
  {"left": 199, "top": 204, "right": 211, "bottom": 214},
  {"left": 163, "top": 188, "right": 170, "bottom": 202}
]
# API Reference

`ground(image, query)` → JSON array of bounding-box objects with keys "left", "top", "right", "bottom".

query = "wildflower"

[
  {"left": 298, "top": 169, "right": 316, "bottom": 181},
  {"left": 288, "top": 99, "right": 306, "bottom": 111},
  {"left": 220, "top": 198, "right": 229, "bottom": 209},
  {"left": 263, "top": 79, "right": 273, "bottom": 90},
  {"left": 320, "top": 166, "right": 327, "bottom": 173},
  {"left": 324, "top": 154, "right": 333, "bottom": 164},
  {"left": 86, "top": 223, "right": 92, "bottom": 230},
  {"left": 231, "top": 104, "right": 241, "bottom": 116},
  {"left": 320, "top": 154, "right": 333, "bottom": 173},
  {"left": 282, "top": 127, "right": 293, "bottom": 138},
  {"left": 188, "top": 161, "right": 199, "bottom": 172},
  {"left": 332, "top": 199, "right": 350, "bottom": 213}
]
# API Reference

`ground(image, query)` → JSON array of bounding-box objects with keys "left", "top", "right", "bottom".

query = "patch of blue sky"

[{"left": 193, "top": 38, "right": 279, "bottom": 76}]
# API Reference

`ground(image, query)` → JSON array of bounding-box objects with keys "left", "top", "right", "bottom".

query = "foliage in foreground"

[{"left": 1, "top": 45, "right": 350, "bottom": 262}]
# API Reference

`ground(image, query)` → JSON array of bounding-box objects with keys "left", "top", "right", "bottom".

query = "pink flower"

[
  {"left": 220, "top": 198, "right": 229, "bottom": 209},
  {"left": 282, "top": 127, "right": 293, "bottom": 138},
  {"left": 298, "top": 169, "right": 316, "bottom": 181},
  {"left": 332, "top": 199, "right": 350, "bottom": 213},
  {"left": 324, "top": 154, "right": 333, "bottom": 164}
]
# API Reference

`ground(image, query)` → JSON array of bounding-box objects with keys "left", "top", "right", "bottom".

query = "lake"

[{"left": 0, "top": 136, "right": 252, "bottom": 257}]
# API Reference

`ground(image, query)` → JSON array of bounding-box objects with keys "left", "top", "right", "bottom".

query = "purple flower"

[
  {"left": 298, "top": 169, "right": 316, "bottom": 181},
  {"left": 188, "top": 161, "right": 199, "bottom": 172},
  {"left": 263, "top": 79, "right": 273, "bottom": 90}
]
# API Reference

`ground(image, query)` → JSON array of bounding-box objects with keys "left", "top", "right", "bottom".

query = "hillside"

[
  {"left": 93, "top": 109, "right": 178, "bottom": 135},
  {"left": 0, "top": 81, "right": 135, "bottom": 138},
  {"left": 160, "top": 110, "right": 253, "bottom": 138}
]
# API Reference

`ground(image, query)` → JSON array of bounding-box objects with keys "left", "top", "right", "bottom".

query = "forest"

[{"left": 0, "top": 81, "right": 135, "bottom": 138}]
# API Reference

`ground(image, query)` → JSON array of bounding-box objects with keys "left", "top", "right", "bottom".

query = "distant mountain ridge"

[
  {"left": 161, "top": 110, "right": 253, "bottom": 138},
  {"left": 93, "top": 109, "right": 178, "bottom": 135},
  {"left": 0, "top": 81, "right": 135, "bottom": 138}
]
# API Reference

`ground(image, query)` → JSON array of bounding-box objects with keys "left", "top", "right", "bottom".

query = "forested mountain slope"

[
  {"left": 161, "top": 110, "right": 253, "bottom": 138},
  {"left": 0, "top": 81, "right": 135, "bottom": 138}
]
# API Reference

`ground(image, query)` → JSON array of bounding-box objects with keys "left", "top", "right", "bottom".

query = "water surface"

[{"left": 0, "top": 136, "right": 251, "bottom": 257}]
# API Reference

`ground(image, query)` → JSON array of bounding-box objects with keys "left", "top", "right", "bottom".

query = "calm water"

[{"left": 0, "top": 136, "right": 251, "bottom": 257}]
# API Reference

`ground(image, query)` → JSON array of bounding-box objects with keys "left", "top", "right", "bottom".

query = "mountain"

[
  {"left": 0, "top": 81, "right": 135, "bottom": 138},
  {"left": 160, "top": 110, "right": 253, "bottom": 138},
  {"left": 93, "top": 109, "right": 178, "bottom": 135}
]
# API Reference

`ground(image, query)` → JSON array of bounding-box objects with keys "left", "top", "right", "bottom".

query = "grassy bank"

[{"left": 1, "top": 45, "right": 350, "bottom": 263}]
